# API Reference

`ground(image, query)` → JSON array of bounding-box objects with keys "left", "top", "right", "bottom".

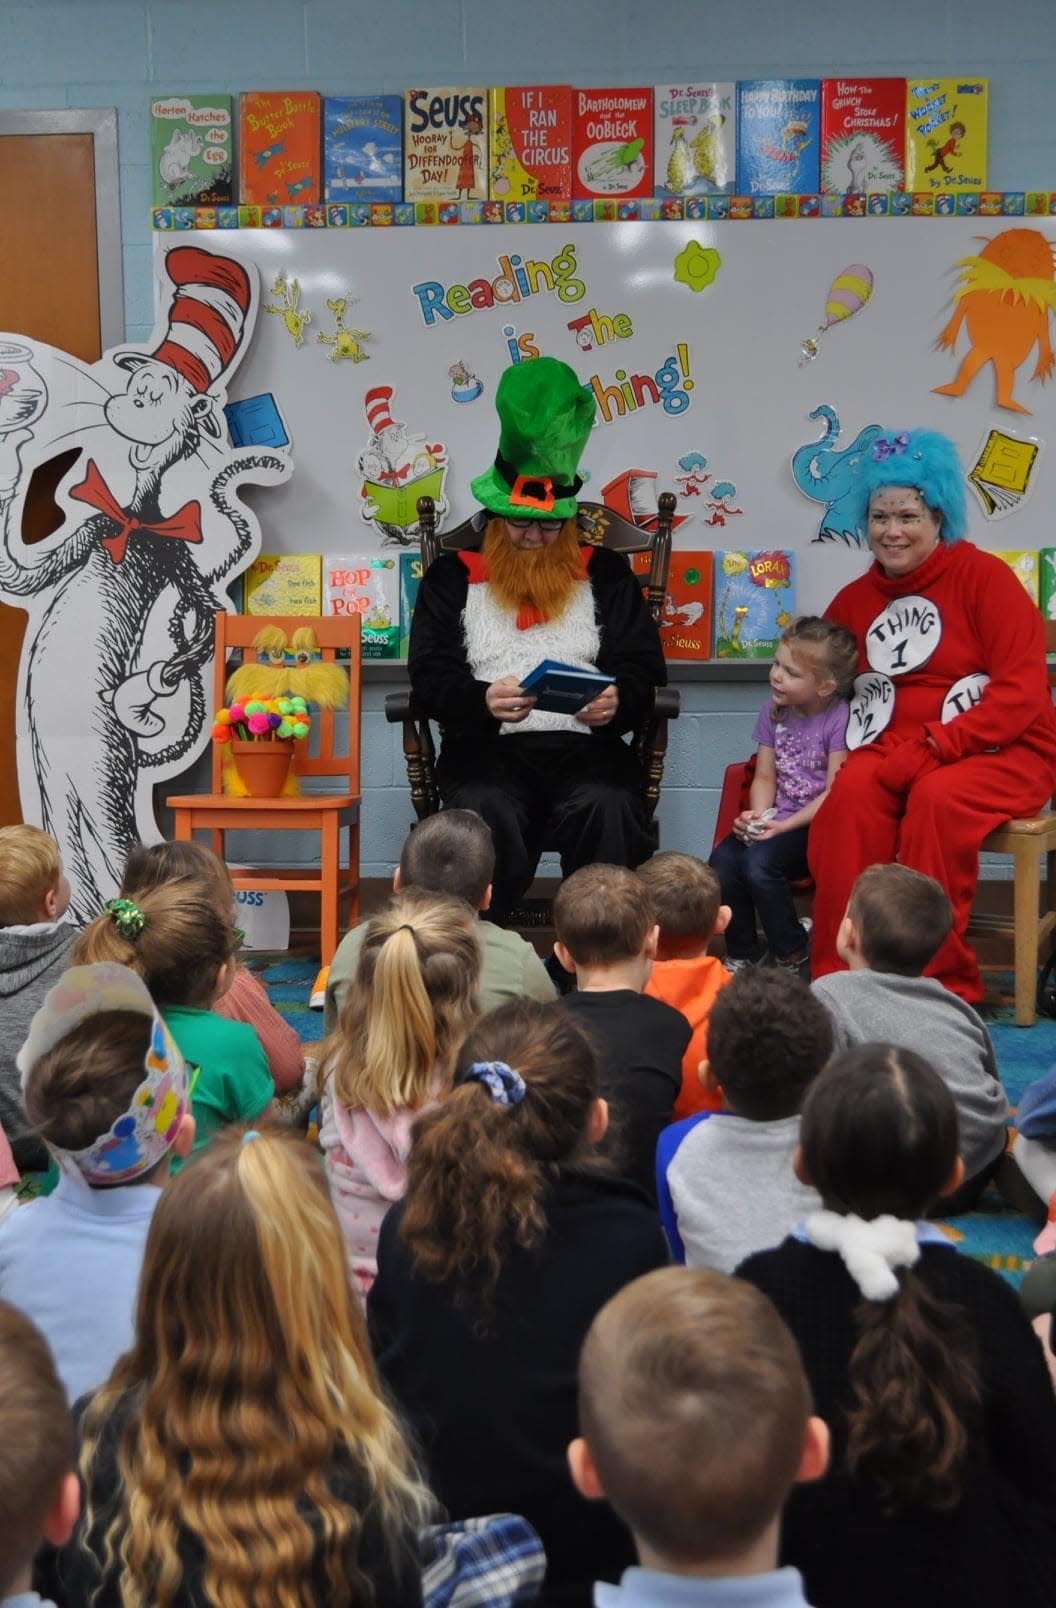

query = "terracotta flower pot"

[{"left": 230, "top": 739, "right": 293, "bottom": 798}]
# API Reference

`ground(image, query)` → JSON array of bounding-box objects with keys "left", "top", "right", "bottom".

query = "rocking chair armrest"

[
  {"left": 652, "top": 686, "right": 681, "bottom": 723},
  {"left": 385, "top": 690, "right": 440, "bottom": 820},
  {"left": 384, "top": 689, "right": 414, "bottom": 724}
]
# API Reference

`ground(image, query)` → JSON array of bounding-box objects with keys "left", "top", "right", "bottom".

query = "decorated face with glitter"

[{"left": 867, "top": 487, "right": 943, "bottom": 578}]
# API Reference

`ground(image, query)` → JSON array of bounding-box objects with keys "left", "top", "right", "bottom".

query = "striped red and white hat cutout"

[
  {"left": 364, "top": 386, "right": 398, "bottom": 435},
  {"left": 149, "top": 248, "right": 251, "bottom": 394}
]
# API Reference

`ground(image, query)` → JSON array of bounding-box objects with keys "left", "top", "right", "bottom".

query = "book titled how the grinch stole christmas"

[
  {"left": 573, "top": 88, "right": 653, "bottom": 199},
  {"left": 654, "top": 84, "right": 734, "bottom": 197},
  {"left": 904, "top": 78, "right": 987, "bottom": 192},
  {"left": 489, "top": 86, "right": 573, "bottom": 201},
  {"left": 239, "top": 92, "right": 321, "bottom": 206},
  {"left": 404, "top": 87, "right": 488, "bottom": 201},
  {"left": 820, "top": 78, "right": 905, "bottom": 193},
  {"left": 713, "top": 550, "right": 796, "bottom": 660}
]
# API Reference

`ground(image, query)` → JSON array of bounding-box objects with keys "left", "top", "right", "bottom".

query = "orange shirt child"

[{"left": 645, "top": 954, "right": 731, "bottom": 1118}]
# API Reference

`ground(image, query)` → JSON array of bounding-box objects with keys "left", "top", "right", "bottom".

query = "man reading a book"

[{"left": 407, "top": 357, "right": 665, "bottom": 924}]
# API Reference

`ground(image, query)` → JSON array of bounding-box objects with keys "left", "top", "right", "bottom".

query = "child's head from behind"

[
  {"left": 637, "top": 852, "right": 728, "bottom": 958},
  {"left": 328, "top": 887, "right": 481, "bottom": 1115},
  {"left": 71, "top": 881, "right": 237, "bottom": 1009},
  {"left": 842, "top": 863, "right": 953, "bottom": 976},
  {"left": 771, "top": 616, "right": 858, "bottom": 715},
  {"left": 79, "top": 1128, "right": 429, "bottom": 1604},
  {"left": 0, "top": 1302, "right": 79, "bottom": 1597},
  {"left": 20, "top": 964, "right": 195, "bottom": 1188},
  {"left": 397, "top": 809, "right": 496, "bottom": 910},
  {"left": 121, "top": 839, "right": 234, "bottom": 912},
  {"left": 571, "top": 1268, "right": 826, "bottom": 1569},
  {"left": 553, "top": 863, "right": 657, "bottom": 973},
  {"left": 0, "top": 824, "right": 69, "bottom": 927},
  {"left": 799, "top": 1043, "right": 961, "bottom": 1220},
  {"left": 402, "top": 999, "right": 604, "bottom": 1309},
  {"left": 706, "top": 968, "right": 833, "bottom": 1120}
]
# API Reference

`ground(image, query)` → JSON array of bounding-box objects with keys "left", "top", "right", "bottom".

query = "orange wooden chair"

[{"left": 166, "top": 613, "right": 361, "bottom": 967}]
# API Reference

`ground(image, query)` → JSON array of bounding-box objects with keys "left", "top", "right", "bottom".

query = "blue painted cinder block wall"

[{"left": 2, "top": 0, "right": 1050, "bottom": 872}]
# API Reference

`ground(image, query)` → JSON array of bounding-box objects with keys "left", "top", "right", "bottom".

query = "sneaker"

[
  {"left": 773, "top": 950, "right": 811, "bottom": 983},
  {"left": 724, "top": 955, "right": 763, "bottom": 976}
]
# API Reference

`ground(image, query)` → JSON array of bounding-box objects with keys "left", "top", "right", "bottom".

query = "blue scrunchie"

[{"left": 464, "top": 1061, "right": 526, "bottom": 1107}]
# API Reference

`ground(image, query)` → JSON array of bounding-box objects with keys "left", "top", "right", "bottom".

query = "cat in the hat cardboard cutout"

[
  {"left": 356, "top": 382, "right": 447, "bottom": 546},
  {"left": 0, "top": 245, "right": 291, "bottom": 921}
]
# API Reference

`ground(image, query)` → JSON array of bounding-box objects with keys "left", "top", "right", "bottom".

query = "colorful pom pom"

[
  {"left": 277, "top": 719, "right": 294, "bottom": 739},
  {"left": 214, "top": 709, "right": 232, "bottom": 726},
  {"left": 292, "top": 721, "right": 309, "bottom": 739},
  {"left": 211, "top": 723, "right": 231, "bottom": 742},
  {"left": 247, "top": 713, "right": 271, "bottom": 735},
  {"left": 228, "top": 704, "right": 245, "bottom": 724}
]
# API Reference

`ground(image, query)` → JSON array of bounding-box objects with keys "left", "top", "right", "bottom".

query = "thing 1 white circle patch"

[
  {"left": 941, "top": 673, "right": 990, "bottom": 724},
  {"left": 846, "top": 672, "right": 895, "bottom": 749},
  {"left": 865, "top": 595, "right": 943, "bottom": 677}
]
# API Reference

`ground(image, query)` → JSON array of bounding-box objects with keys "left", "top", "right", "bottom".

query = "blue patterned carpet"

[{"left": 251, "top": 952, "right": 1056, "bottom": 1288}]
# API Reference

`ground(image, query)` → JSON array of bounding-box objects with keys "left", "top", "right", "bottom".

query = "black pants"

[{"left": 437, "top": 732, "right": 654, "bottom": 922}]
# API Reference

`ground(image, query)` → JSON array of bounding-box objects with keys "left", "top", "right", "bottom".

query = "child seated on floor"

[
  {"left": 325, "top": 810, "right": 555, "bottom": 1033},
  {"left": 638, "top": 852, "right": 732, "bottom": 1120},
  {"left": 120, "top": 840, "right": 305, "bottom": 1097},
  {"left": 37, "top": 1128, "right": 431, "bottom": 1608},
  {"left": 738, "top": 1045, "right": 1056, "bottom": 1608},
  {"left": 71, "top": 885, "right": 273, "bottom": 1162},
  {"left": 0, "top": 1302, "right": 79, "bottom": 1608},
  {"left": 319, "top": 888, "right": 481, "bottom": 1299},
  {"left": 0, "top": 826, "right": 77, "bottom": 1174},
  {"left": 709, "top": 617, "right": 857, "bottom": 976},
  {"left": 368, "top": 998, "right": 668, "bottom": 1607},
  {"left": 569, "top": 1266, "right": 828, "bottom": 1608},
  {"left": 657, "top": 969, "right": 830, "bottom": 1273},
  {"left": 811, "top": 863, "right": 1008, "bottom": 1211},
  {"left": 0, "top": 965, "right": 194, "bottom": 1403},
  {"left": 553, "top": 865, "right": 691, "bottom": 1201}
]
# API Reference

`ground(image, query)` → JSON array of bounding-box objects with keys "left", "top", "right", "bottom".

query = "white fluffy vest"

[{"left": 463, "top": 581, "right": 601, "bottom": 735}]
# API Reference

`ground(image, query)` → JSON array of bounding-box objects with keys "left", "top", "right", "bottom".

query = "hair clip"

[
  {"left": 242, "top": 1128, "right": 262, "bottom": 1145},
  {"left": 464, "top": 1060, "right": 526, "bottom": 1107},
  {"left": 104, "top": 897, "right": 146, "bottom": 940},
  {"left": 870, "top": 432, "right": 910, "bottom": 463}
]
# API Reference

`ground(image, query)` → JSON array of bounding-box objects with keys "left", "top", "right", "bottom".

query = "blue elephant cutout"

[{"left": 791, "top": 405, "right": 885, "bottom": 546}]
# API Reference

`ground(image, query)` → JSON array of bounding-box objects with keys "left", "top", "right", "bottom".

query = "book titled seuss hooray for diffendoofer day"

[{"left": 404, "top": 88, "right": 488, "bottom": 201}]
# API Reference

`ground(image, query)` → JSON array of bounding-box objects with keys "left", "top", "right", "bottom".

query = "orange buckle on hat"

[{"left": 508, "top": 474, "right": 556, "bottom": 512}]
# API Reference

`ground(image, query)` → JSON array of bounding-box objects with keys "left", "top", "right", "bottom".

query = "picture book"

[
  {"left": 573, "top": 88, "right": 653, "bottom": 199},
  {"left": 244, "top": 553, "right": 322, "bottom": 616},
  {"left": 519, "top": 660, "right": 615, "bottom": 715},
  {"left": 654, "top": 84, "right": 734, "bottom": 197},
  {"left": 324, "top": 96, "right": 403, "bottom": 202},
  {"left": 631, "top": 551, "right": 714, "bottom": 660},
  {"left": 239, "top": 92, "right": 321, "bottom": 206},
  {"left": 399, "top": 551, "right": 424, "bottom": 658},
  {"left": 1041, "top": 549, "right": 1056, "bottom": 621},
  {"left": 736, "top": 80, "right": 820, "bottom": 195},
  {"left": 712, "top": 550, "right": 796, "bottom": 660},
  {"left": 820, "top": 78, "right": 905, "bottom": 193},
  {"left": 489, "top": 86, "right": 573, "bottom": 202},
  {"left": 404, "top": 87, "right": 488, "bottom": 201},
  {"left": 324, "top": 554, "right": 400, "bottom": 659},
  {"left": 150, "top": 95, "right": 233, "bottom": 207},
  {"left": 905, "top": 78, "right": 987, "bottom": 193},
  {"left": 993, "top": 549, "right": 1040, "bottom": 605}
]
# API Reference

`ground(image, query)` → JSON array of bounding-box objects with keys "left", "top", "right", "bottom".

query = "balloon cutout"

[{"left": 800, "top": 264, "right": 874, "bottom": 364}]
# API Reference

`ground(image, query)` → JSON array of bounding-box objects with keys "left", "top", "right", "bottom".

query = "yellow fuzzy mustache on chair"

[{"left": 222, "top": 626, "right": 349, "bottom": 798}]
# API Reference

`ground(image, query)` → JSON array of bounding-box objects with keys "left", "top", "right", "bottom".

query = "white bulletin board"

[{"left": 154, "top": 220, "right": 1056, "bottom": 616}]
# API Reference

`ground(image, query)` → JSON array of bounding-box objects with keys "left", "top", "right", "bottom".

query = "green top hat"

[{"left": 470, "top": 356, "right": 596, "bottom": 521}]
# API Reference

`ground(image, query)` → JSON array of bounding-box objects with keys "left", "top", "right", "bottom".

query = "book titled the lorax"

[
  {"left": 489, "top": 86, "right": 573, "bottom": 201},
  {"left": 713, "top": 550, "right": 796, "bottom": 660},
  {"left": 573, "top": 88, "right": 653, "bottom": 199},
  {"left": 405, "top": 87, "right": 488, "bottom": 201},
  {"left": 239, "top": 92, "right": 321, "bottom": 205}
]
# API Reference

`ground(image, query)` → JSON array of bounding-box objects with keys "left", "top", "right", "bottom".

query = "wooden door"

[{"left": 0, "top": 115, "right": 117, "bottom": 824}]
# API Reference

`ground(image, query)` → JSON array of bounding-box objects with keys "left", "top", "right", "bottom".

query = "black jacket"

[{"left": 368, "top": 1168, "right": 669, "bottom": 1607}]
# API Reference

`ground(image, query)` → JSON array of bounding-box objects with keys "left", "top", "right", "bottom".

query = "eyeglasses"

[{"left": 506, "top": 519, "right": 563, "bottom": 533}]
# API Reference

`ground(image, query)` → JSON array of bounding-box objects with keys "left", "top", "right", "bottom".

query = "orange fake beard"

[{"left": 481, "top": 518, "right": 587, "bottom": 629}]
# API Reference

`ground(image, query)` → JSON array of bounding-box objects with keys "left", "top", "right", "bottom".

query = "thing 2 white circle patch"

[
  {"left": 865, "top": 596, "right": 942, "bottom": 677},
  {"left": 846, "top": 671, "right": 895, "bottom": 749}
]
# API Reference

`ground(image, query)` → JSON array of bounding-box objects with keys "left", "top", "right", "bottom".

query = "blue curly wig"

[{"left": 846, "top": 429, "right": 967, "bottom": 543}]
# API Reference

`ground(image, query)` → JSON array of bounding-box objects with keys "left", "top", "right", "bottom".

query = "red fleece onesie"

[{"left": 809, "top": 540, "right": 1056, "bottom": 1002}]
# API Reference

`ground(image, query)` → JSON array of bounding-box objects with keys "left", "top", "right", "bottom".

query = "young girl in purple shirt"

[{"left": 710, "top": 617, "right": 858, "bottom": 975}]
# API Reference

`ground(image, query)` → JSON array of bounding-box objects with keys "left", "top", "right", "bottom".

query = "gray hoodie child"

[{"left": 0, "top": 921, "right": 77, "bottom": 1170}]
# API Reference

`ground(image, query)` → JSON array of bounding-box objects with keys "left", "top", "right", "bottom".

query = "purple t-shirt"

[{"left": 751, "top": 700, "right": 850, "bottom": 819}]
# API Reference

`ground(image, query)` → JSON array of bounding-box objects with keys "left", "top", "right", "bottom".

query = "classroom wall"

[{"left": 2, "top": 0, "right": 1051, "bottom": 874}]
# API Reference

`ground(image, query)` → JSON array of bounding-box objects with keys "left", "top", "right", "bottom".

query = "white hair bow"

[{"left": 805, "top": 1210, "right": 921, "bottom": 1301}]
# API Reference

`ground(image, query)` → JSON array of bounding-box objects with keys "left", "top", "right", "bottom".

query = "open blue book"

[{"left": 519, "top": 660, "right": 615, "bottom": 715}]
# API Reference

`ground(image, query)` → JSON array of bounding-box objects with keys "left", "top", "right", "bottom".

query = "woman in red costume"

[{"left": 809, "top": 429, "right": 1056, "bottom": 1002}]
